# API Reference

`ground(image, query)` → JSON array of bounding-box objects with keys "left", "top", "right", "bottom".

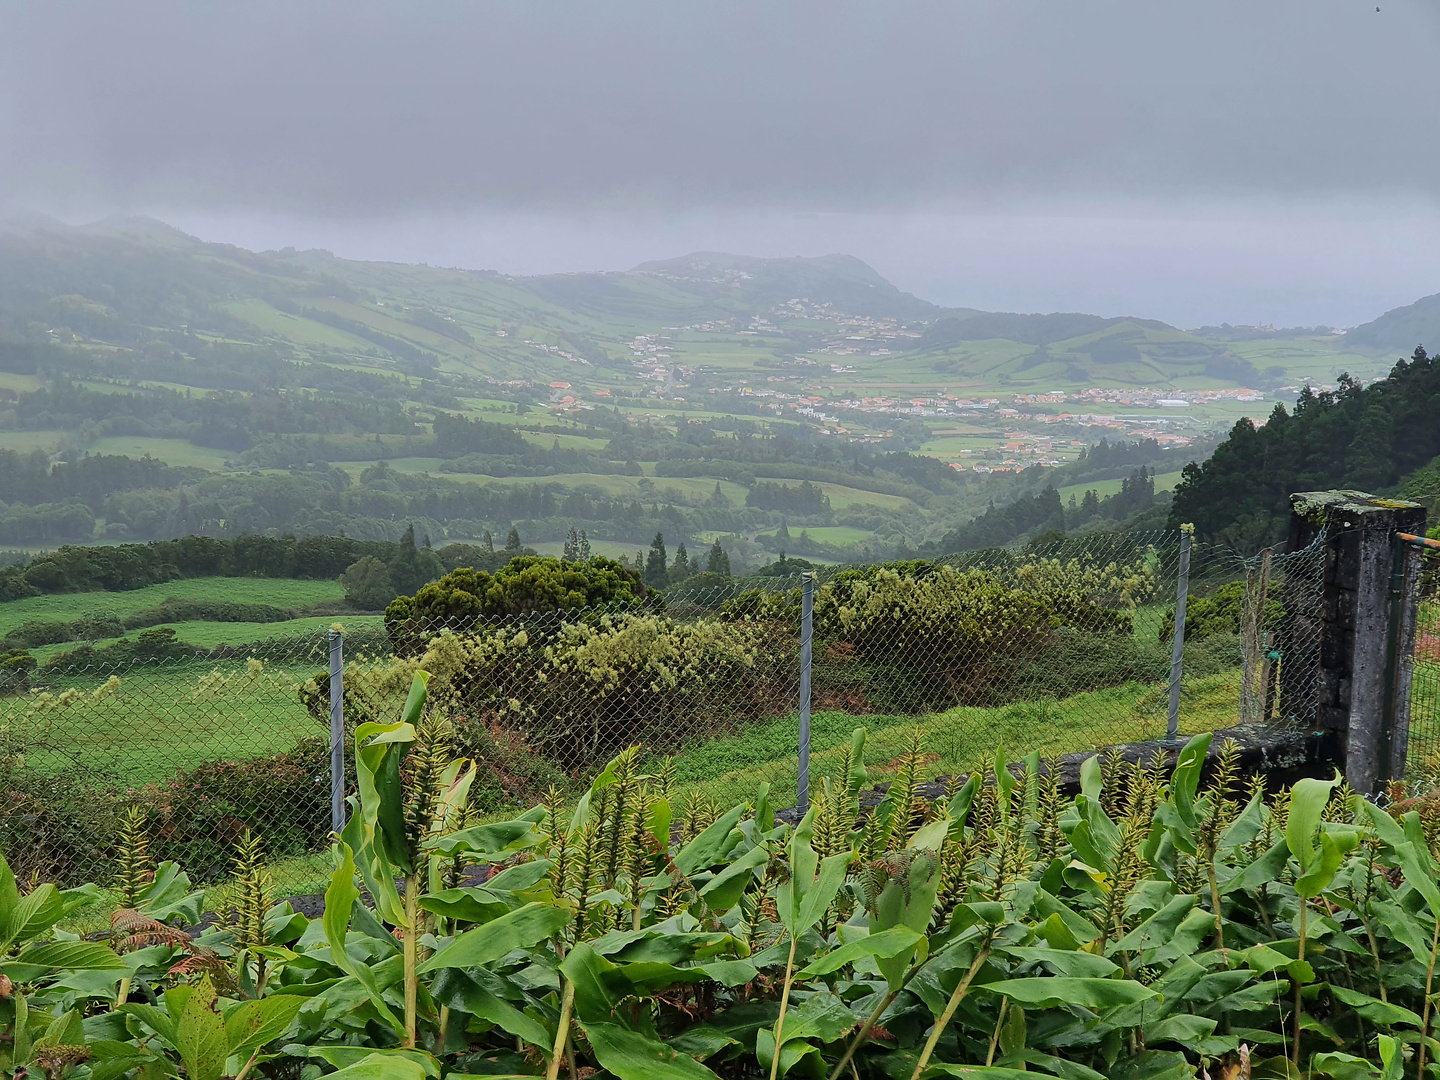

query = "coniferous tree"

[
  {"left": 706, "top": 541, "right": 731, "bottom": 577},
  {"left": 645, "top": 533, "right": 668, "bottom": 588},
  {"left": 577, "top": 529, "right": 591, "bottom": 561},
  {"left": 670, "top": 541, "right": 690, "bottom": 582}
]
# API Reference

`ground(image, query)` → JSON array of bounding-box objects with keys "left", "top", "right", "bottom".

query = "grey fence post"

[
  {"left": 1167, "top": 526, "right": 1193, "bottom": 740},
  {"left": 798, "top": 573, "right": 814, "bottom": 813},
  {"left": 329, "top": 628, "right": 345, "bottom": 835}
]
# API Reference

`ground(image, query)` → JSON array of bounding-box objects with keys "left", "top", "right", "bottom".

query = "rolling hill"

[{"left": 0, "top": 214, "right": 1422, "bottom": 563}]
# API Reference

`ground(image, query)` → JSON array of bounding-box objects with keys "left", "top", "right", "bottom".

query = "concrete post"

[{"left": 1287, "top": 491, "right": 1427, "bottom": 793}]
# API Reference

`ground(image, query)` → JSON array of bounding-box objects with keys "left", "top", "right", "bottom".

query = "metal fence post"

[
  {"left": 798, "top": 572, "right": 814, "bottom": 813},
  {"left": 328, "top": 628, "right": 345, "bottom": 835},
  {"left": 1167, "top": 527, "right": 1193, "bottom": 740}
]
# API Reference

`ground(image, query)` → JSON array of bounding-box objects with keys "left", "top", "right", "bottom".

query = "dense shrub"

[
  {"left": 724, "top": 557, "right": 1150, "bottom": 713},
  {"left": 138, "top": 736, "right": 333, "bottom": 881},
  {"left": 347, "top": 612, "right": 788, "bottom": 770},
  {"left": 384, "top": 554, "right": 645, "bottom": 653},
  {"left": 40, "top": 626, "right": 204, "bottom": 672},
  {"left": 1159, "top": 579, "right": 1282, "bottom": 642},
  {"left": 0, "top": 751, "right": 119, "bottom": 886}
]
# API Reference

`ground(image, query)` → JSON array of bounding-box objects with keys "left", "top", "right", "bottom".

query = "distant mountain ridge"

[{"left": 1344, "top": 292, "right": 1440, "bottom": 354}]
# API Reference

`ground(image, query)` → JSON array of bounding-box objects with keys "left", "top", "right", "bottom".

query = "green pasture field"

[
  {"left": 0, "top": 576, "right": 344, "bottom": 638},
  {"left": 807, "top": 482, "right": 916, "bottom": 511},
  {"left": 15, "top": 656, "right": 325, "bottom": 782},
  {"left": 517, "top": 430, "right": 611, "bottom": 451},
  {"left": 756, "top": 525, "right": 876, "bottom": 546},
  {"left": 0, "top": 430, "right": 69, "bottom": 453},
  {"left": 84, "top": 436, "right": 234, "bottom": 470},
  {"left": 221, "top": 298, "right": 378, "bottom": 352},
  {"left": 0, "top": 372, "right": 44, "bottom": 393},
  {"left": 1057, "top": 469, "right": 1185, "bottom": 504}
]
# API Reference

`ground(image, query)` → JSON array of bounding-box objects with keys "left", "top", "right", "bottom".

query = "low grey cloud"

[{"left": 5, "top": 0, "right": 1440, "bottom": 216}]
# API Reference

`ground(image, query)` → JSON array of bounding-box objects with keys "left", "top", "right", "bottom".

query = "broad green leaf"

[
  {"left": 354, "top": 714, "right": 417, "bottom": 875},
  {"left": 796, "top": 851, "right": 851, "bottom": 933},
  {"left": 697, "top": 843, "right": 769, "bottom": 913},
  {"left": 309, "top": 1046, "right": 440, "bottom": 1075},
  {"left": 1222, "top": 837, "right": 1290, "bottom": 894},
  {"left": 117, "top": 1002, "right": 176, "bottom": 1044},
  {"left": 920, "top": 1067, "right": 1066, "bottom": 1078},
  {"left": 673, "top": 805, "right": 747, "bottom": 874},
  {"left": 1295, "top": 827, "right": 1359, "bottom": 899},
  {"left": 872, "top": 849, "right": 944, "bottom": 989},
  {"left": 908, "top": 816, "right": 950, "bottom": 852},
  {"left": 798, "top": 927, "right": 925, "bottom": 978},
  {"left": 1286, "top": 774, "right": 1340, "bottom": 875},
  {"left": 6, "top": 884, "right": 62, "bottom": 946},
  {"left": 173, "top": 975, "right": 227, "bottom": 1080},
  {"left": 1142, "top": 1012, "right": 1219, "bottom": 1050},
  {"left": 7, "top": 940, "right": 127, "bottom": 971},
  {"left": 430, "top": 968, "right": 552, "bottom": 1050},
  {"left": 1112, "top": 895, "right": 1197, "bottom": 954},
  {"left": 594, "top": 928, "right": 746, "bottom": 964},
  {"left": 976, "top": 977, "right": 1157, "bottom": 1010},
  {"left": 773, "top": 989, "right": 857, "bottom": 1047},
  {"left": 1170, "top": 731, "right": 1213, "bottom": 828},
  {"left": 315, "top": 1051, "right": 435, "bottom": 1079},
  {"left": 1378, "top": 1034, "right": 1404, "bottom": 1080},
  {"left": 0, "top": 850, "right": 18, "bottom": 947},
  {"left": 322, "top": 842, "right": 404, "bottom": 1037},
  {"left": 1362, "top": 802, "right": 1440, "bottom": 915},
  {"left": 560, "top": 942, "right": 622, "bottom": 1021},
  {"left": 418, "top": 901, "right": 573, "bottom": 973},
  {"left": 998, "top": 947, "right": 1120, "bottom": 979},
  {"left": 1309, "top": 1051, "right": 1379, "bottom": 1080},
  {"left": 583, "top": 1019, "right": 724, "bottom": 1079},
  {"left": 136, "top": 862, "right": 205, "bottom": 925},
  {"left": 223, "top": 994, "right": 306, "bottom": 1062},
  {"left": 1328, "top": 984, "right": 1423, "bottom": 1028},
  {"left": 647, "top": 796, "right": 673, "bottom": 850},
  {"left": 948, "top": 771, "right": 982, "bottom": 830},
  {"left": 423, "top": 819, "right": 542, "bottom": 859},
  {"left": 416, "top": 887, "right": 511, "bottom": 925}
]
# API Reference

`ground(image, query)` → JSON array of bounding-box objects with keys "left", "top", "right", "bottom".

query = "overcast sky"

[{"left": 5, "top": 0, "right": 1440, "bottom": 327}]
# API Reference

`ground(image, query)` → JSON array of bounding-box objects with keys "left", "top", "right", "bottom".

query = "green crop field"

[{"left": 0, "top": 576, "right": 344, "bottom": 637}]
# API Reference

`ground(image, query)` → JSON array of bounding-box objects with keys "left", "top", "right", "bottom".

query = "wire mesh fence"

[
  {"left": 0, "top": 527, "right": 1324, "bottom": 887},
  {"left": 1404, "top": 540, "right": 1440, "bottom": 772}
]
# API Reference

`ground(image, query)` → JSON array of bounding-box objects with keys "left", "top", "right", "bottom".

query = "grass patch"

[
  {"left": 0, "top": 577, "right": 345, "bottom": 638},
  {"left": 663, "top": 667, "right": 1243, "bottom": 808},
  {"left": 85, "top": 436, "right": 234, "bottom": 470}
]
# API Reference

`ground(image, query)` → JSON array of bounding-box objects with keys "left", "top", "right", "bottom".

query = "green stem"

[
  {"left": 768, "top": 936, "right": 800, "bottom": 1080},
  {"left": 1206, "top": 860, "right": 1225, "bottom": 953},
  {"left": 437, "top": 1004, "right": 451, "bottom": 1057},
  {"left": 909, "top": 938, "right": 993, "bottom": 1080},
  {"left": 115, "top": 976, "right": 132, "bottom": 1007},
  {"left": 828, "top": 984, "right": 903, "bottom": 1080},
  {"left": 546, "top": 979, "right": 576, "bottom": 1080},
  {"left": 234, "top": 1050, "right": 261, "bottom": 1080},
  {"left": 404, "top": 874, "right": 419, "bottom": 1048},
  {"left": 984, "top": 998, "right": 1008, "bottom": 1067},
  {"left": 1292, "top": 900, "right": 1306, "bottom": 1070},
  {"left": 1418, "top": 918, "right": 1440, "bottom": 1080}
]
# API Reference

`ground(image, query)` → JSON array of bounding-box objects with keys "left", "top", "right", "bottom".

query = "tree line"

[{"left": 1170, "top": 345, "right": 1440, "bottom": 548}]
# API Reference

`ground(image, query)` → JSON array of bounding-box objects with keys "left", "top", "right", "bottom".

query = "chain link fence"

[
  {"left": 1403, "top": 538, "right": 1440, "bottom": 773},
  {"left": 0, "top": 527, "right": 1318, "bottom": 886}
]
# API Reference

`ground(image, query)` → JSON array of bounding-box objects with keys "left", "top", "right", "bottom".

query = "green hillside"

[{"left": 0, "top": 215, "right": 1415, "bottom": 563}]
